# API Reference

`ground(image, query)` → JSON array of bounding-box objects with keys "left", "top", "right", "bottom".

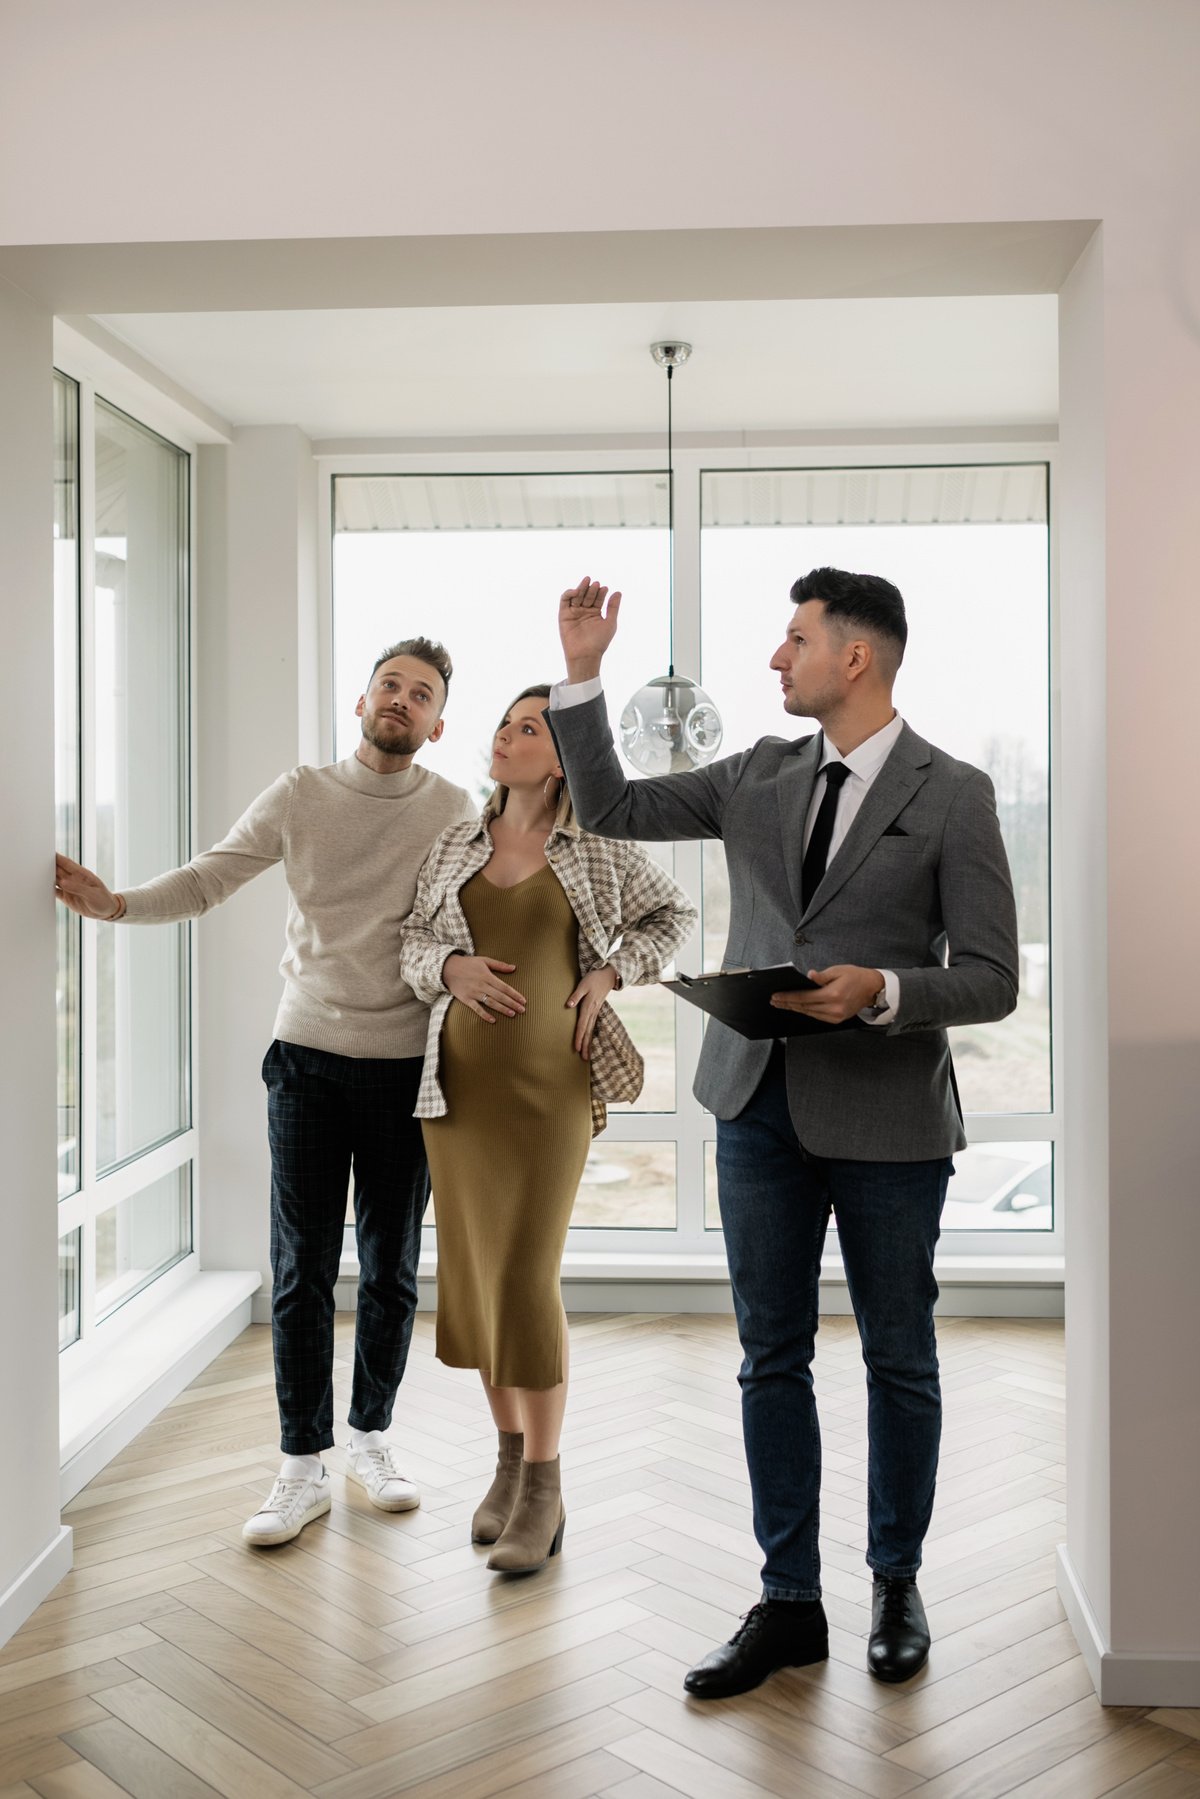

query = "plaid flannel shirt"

[{"left": 400, "top": 814, "right": 697, "bottom": 1136}]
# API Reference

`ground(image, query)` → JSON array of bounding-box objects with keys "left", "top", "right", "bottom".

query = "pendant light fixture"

[{"left": 619, "top": 342, "right": 723, "bottom": 775}]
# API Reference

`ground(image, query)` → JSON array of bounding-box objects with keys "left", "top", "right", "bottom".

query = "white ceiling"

[{"left": 95, "top": 295, "right": 1057, "bottom": 442}]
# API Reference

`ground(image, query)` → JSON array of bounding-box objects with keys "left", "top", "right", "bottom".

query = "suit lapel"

[
  {"left": 801, "top": 724, "right": 932, "bottom": 920},
  {"left": 778, "top": 733, "right": 823, "bottom": 920}
]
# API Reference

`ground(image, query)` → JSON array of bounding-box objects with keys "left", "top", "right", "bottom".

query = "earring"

[{"left": 543, "top": 774, "right": 563, "bottom": 809}]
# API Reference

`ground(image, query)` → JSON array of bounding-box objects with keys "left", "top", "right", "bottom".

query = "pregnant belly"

[{"left": 441, "top": 991, "right": 585, "bottom": 1090}]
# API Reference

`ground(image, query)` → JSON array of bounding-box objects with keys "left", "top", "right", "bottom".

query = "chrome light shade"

[{"left": 620, "top": 674, "right": 723, "bottom": 775}]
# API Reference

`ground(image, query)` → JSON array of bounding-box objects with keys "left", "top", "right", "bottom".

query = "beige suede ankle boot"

[
  {"left": 486, "top": 1456, "right": 565, "bottom": 1574},
  {"left": 471, "top": 1430, "right": 524, "bottom": 1543}
]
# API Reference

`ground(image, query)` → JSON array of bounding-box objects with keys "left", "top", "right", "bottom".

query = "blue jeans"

[{"left": 716, "top": 1046, "right": 951, "bottom": 1601}]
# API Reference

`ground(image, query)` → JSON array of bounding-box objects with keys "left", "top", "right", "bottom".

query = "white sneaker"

[
  {"left": 242, "top": 1467, "right": 332, "bottom": 1546},
  {"left": 344, "top": 1439, "right": 421, "bottom": 1512}
]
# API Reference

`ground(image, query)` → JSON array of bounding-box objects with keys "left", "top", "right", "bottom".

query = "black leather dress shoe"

[
  {"left": 867, "top": 1576, "right": 931, "bottom": 1682},
  {"left": 683, "top": 1599, "right": 828, "bottom": 1699}
]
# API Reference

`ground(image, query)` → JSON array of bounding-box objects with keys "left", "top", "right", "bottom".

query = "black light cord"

[{"left": 667, "top": 362, "right": 675, "bottom": 679}]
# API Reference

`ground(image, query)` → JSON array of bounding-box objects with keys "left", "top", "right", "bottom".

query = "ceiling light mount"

[{"left": 650, "top": 341, "right": 692, "bottom": 370}]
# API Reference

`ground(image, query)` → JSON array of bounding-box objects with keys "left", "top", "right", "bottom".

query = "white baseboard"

[
  {"left": 1057, "top": 1544, "right": 1200, "bottom": 1705},
  {"left": 0, "top": 1525, "right": 73, "bottom": 1651},
  {"left": 60, "top": 1271, "right": 261, "bottom": 1506}
]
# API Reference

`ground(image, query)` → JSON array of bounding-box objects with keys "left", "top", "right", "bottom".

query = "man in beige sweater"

[{"left": 55, "top": 639, "right": 475, "bottom": 1546}]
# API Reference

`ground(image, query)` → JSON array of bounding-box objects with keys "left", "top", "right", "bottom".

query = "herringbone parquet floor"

[{"left": 5, "top": 1313, "right": 1199, "bottom": 1799}]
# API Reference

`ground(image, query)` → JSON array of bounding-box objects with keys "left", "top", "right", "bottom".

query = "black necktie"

[{"left": 801, "top": 761, "right": 852, "bottom": 909}]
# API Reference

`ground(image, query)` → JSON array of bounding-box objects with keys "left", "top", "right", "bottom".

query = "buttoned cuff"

[
  {"left": 859, "top": 969, "right": 899, "bottom": 1026},
  {"left": 550, "top": 675, "right": 604, "bottom": 709}
]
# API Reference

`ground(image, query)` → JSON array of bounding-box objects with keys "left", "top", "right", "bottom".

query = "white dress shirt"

[
  {"left": 550, "top": 678, "right": 903, "bottom": 1022},
  {"left": 804, "top": 714, "right": 904, "bottom": 1022}
]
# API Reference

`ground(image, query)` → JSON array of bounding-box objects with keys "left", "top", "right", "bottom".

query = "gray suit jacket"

[{"left": 550, "top": 695, "right": 1019, "bottom": 1161}]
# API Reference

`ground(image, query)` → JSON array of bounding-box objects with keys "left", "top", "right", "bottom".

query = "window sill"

[
  {"left": 59, "top": 1268, "right": 261, "bottom": 1504},
  {"left": 336, "top": 1248, "right": 1061, "bottom": 1318},
  {"left": 339, "top": 1249, "right": 1064, "bottom": 1286}
]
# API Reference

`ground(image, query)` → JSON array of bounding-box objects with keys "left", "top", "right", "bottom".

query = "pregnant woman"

[{"left": 400, "top": 684, "right": 695, "bottom": 1574}]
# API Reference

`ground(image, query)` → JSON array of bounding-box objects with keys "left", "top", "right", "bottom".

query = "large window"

[
  {"left": 54, "top": 372, "right": 195, "bottom": 1361},
  {"left": 700, "top": 464, "right": 1053, "bottom": 1237},
  {"left": 332, "top": 472, "right": 679, "bottom": 1235},
  {"left": 329, "top": 455, "right": 1056, "bottom": 1257},
  {"left": 93, "top": 402, "right": 191, "bottom": 1170},
  {"left": 54, "top": 375, "right": 81, "bottom": 1210}
]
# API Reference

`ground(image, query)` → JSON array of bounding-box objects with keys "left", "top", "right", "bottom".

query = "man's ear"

[
  {"left": 845, "top": 638, "right": 873, "bottom": 682},
  {"left": 354, "top": 694, "right": 366, "bottom": 718},
  {"left": 427, "top": 716, "right": 445, "bottom": 744}
]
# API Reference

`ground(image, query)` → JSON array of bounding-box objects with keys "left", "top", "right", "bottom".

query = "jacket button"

[{"left": 794, "top": 929, "right": 808, "bottom": 945}]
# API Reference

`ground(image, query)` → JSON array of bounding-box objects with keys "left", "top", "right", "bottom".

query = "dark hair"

[
  {"left": 790, "top": 567, "right": 907, "bottom": 671},
  {"left": 371, "top": 637, "right": 453, "bottom": 708},
  {"left": 485, "top": 684, "right": 576, "bottom": 830}
]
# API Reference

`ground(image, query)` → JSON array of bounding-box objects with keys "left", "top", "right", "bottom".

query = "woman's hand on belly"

[
  {"left": 443, "top": 952, "right": 527, "bottom": 1020},
  {"left": 567, "top": 964, "right": 620, "bottom": 1060}
]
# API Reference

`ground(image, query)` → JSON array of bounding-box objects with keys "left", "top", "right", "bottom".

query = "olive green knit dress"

[{"left": 423, "top": 864, "right": 591, "bottom": 1389}]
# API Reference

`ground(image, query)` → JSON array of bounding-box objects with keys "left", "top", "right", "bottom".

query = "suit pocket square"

[{"left": 876, "top": 827, "right": 925, "bottom": 852}]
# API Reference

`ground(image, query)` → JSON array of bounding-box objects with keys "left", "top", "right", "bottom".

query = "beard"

[
  {"left": 783, "top": 677, "right": 839, "bottom": 720},
  {"left": 360, "top": 712, "right": 422, "bottom": 757}
]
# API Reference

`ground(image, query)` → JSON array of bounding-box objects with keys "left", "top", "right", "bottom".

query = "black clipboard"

[{"left": 661, "top": 964, "right": 866, "bottom": 1038}]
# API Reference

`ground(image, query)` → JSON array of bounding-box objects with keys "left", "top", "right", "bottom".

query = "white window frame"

[
  {"left": 54, "top": 334, "right": 201, "bottom": 1374},
  {"left": 318, "top": 436, "right": 1062, "bottom": 1274}
]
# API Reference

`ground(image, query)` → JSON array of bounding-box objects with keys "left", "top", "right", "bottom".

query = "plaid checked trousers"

[{"left": 263, "top": 1040, "right": 429, "bottom": 1455}]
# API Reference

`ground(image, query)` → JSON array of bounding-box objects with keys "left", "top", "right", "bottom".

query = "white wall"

[
  {"left": 1056, "top": 230, "right": 1111, "bottom": 1644},
  {"left": 4, "top": 0, "right": 1200, "bottom": 1690},
  {"left": 1100, "top": 207, "right": 1200, "bottom": 1660},
  {"left": 195, "top": 428, "right": 316, "bottom": 1296},
  {"left": 0, "top": 278, "right": 73, "bottom": 1636},
  {"left": 0, "top": 0, "right": 1189, "bottom": 244}
]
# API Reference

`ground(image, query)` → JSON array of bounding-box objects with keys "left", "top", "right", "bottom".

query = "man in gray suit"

[{"left": 550, "top": 568, "right": 1018, "bottom": 1695}]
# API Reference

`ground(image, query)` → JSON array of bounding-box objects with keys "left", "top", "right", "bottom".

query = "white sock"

[
  {"left": 280, "top": 1453, "right": 323, "bottom": 1481},
  {"left": 350, "top": 1428, "right": 384, "bottom": 1452}
]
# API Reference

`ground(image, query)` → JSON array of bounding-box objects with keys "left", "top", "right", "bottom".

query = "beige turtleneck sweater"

[{"left": 119, "top": 754, "right": 475, "bottom": 1059}]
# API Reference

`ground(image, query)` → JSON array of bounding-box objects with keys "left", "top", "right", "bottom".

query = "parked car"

[{"left": 940, "top": 1142, "right": 1053, "bottom": 1232}]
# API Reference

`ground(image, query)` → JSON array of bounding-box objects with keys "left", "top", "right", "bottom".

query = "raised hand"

[
  {"left": 55, "top": 853, "right": 122, "bottom": 920},
  {"left": 558, "top": 575, "right": 622, "bottom": 682}
]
